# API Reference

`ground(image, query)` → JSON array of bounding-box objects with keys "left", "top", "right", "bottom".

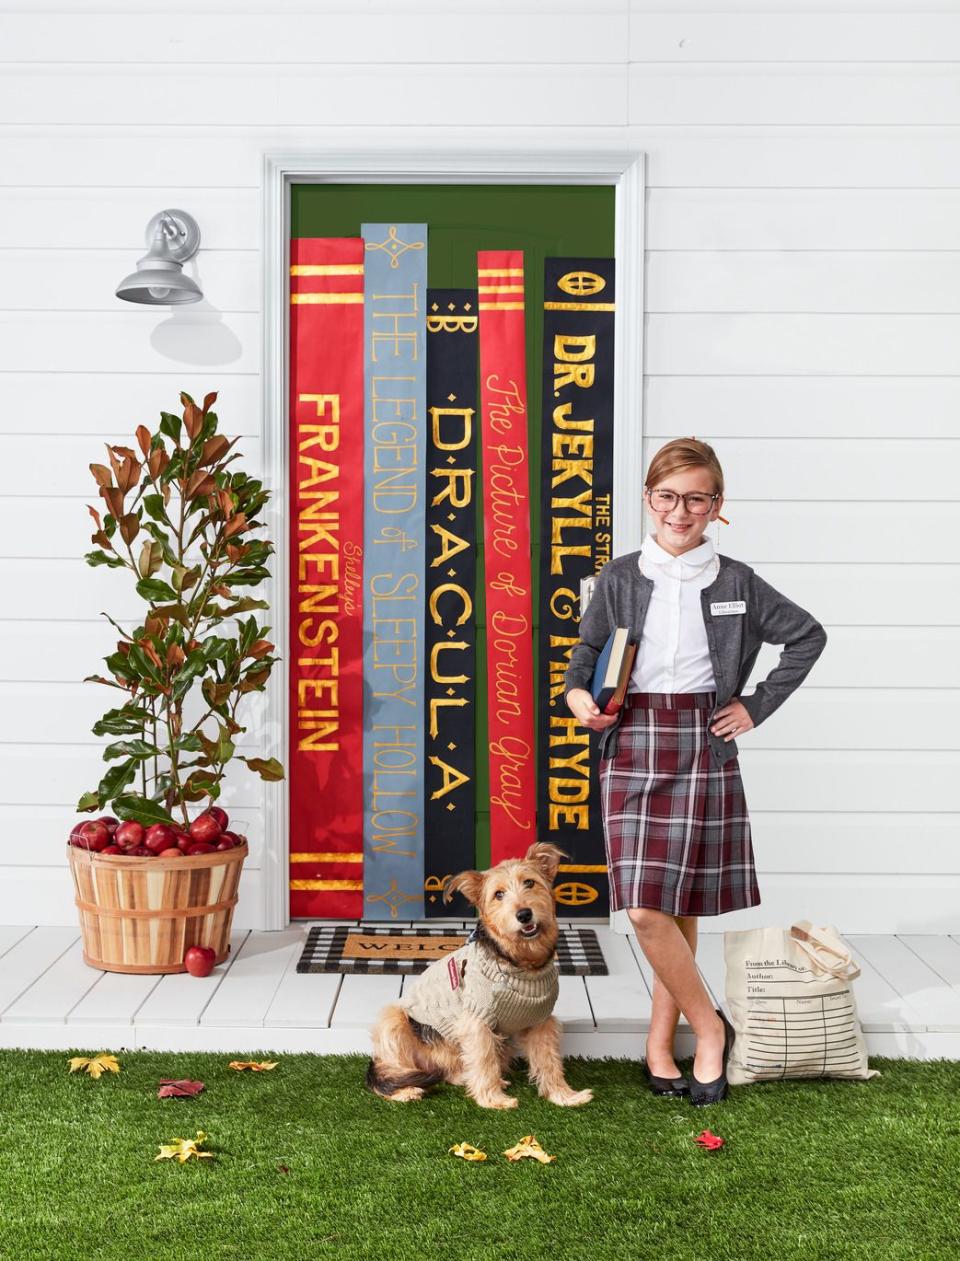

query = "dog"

[{"left": 366, "top": 842, "right": 593, "bottom": 1110}]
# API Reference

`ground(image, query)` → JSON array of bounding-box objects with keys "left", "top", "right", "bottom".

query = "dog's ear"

[
  {"left": 523, "top": 842, "right": 568, "bottom": 885},
  {"left": 443, "top": 869, "right": 484, "bottom": 907}
]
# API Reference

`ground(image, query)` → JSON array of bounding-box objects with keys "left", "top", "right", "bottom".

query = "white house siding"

[{"left": 0, "top": 0, "right": 956, "bottom": 931}]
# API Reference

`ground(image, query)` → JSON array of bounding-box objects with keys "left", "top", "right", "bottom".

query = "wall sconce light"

[{"left": 116, "top": 209, "right": 203, "bottom": 305}]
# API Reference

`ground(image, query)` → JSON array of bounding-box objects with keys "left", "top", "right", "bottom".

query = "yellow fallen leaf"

[
  {"left": 155, "top": 1130, "right": 215, "bottom": 1164},
  {"left": 503, "top": 1135, "right": 556, "bottom": 1164},
  {"left": 67, "top": 1054, "right": 121, "bottom": 1080},
  {"left": 449, "top": 1142, "right": 487, "bottom": 1162},
  {"left": 227, "top": 1060, "right": 279, "bottom": 1072}
]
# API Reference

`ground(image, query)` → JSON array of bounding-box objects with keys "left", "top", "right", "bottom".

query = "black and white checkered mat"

[{"left": 296, "top": 924, "right": 608, "bottom": 976}]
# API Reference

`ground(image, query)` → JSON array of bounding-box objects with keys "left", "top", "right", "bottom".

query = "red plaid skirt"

[{"left": 599, "top": 691, "right": 761, "bottom": 917}]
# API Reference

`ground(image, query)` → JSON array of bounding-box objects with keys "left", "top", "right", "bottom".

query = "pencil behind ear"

[{"left": 443, "top": 869, "right": 484, "bottom": 906}]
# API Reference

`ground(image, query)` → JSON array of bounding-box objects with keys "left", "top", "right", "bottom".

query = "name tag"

[{"left": 711, "top": 601, "right": 746, "bottom": 616}]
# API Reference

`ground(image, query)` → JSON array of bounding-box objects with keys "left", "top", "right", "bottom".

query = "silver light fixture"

[{"left": 116, "top": 209, "right": 203, "bottom": 305}]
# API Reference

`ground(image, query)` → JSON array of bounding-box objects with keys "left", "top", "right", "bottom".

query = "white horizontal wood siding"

[{"left": 0, "top": 1, "right": 955, "bottom": 931}]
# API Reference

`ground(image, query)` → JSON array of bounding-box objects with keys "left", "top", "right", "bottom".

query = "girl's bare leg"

[
  {"left": 644, "top": 913, "right": 698, "bottom": 1078},
  {"left": 628, "top": 907, "right": 725, "bottom": 1082}
]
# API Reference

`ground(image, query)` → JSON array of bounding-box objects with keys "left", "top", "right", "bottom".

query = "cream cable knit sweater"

[{"left": 401, "top": 940, "right": 559, "bottom": 1039}]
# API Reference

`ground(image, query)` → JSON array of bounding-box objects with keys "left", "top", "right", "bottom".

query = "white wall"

[{"left": 1, "top": 0, "right": 957, "bottom": 932}]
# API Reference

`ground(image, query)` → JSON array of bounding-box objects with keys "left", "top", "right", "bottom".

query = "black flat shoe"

[
  {"left": 643, "top": 1062, "right": 690, "bottom": 1097},
  {"left": 689, "top": 1008, "right": 736, "bottom": 1107}
]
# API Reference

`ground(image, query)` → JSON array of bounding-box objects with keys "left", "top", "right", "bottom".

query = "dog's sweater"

[{"left": 400, "top": 941, "right": 559, "bottom": 1040}]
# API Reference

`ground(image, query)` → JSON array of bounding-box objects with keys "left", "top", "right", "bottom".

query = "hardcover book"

[{"left": 591, "top": 628, "right": 637, "bottom": 715}]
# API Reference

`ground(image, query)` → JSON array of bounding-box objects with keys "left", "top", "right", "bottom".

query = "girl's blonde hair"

[{"left": 645, "top": 436, "right": 724, "bottom": 498}]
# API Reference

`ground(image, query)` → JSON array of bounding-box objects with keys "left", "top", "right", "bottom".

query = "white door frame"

[{"left": 260, "top": 145, "right": 646, "bottom": 930}]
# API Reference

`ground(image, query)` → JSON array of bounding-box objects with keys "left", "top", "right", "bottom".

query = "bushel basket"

[{"left": 68, "top": 841, "right": 246, "bottom": 974}]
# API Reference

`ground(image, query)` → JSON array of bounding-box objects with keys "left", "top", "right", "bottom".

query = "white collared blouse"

[{"left": 629, "top": 529, "right": 721, "bottom": 694}]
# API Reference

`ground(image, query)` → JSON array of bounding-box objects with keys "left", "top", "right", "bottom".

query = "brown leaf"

[
  {"left": 144, "top": 613, "right": 167, "bottom": 639},
  {"left": 118, "top": 456, "right": 141, "bottom": 494},
  {"left": 87, "top": 504, "right": 103, "bottom": 530},
  {"left": 110, "top": 445, "right": 137, "bottom": 461},
  {"left": 101, "top": 486, "right": 125, "bottom": 518},
  {"left": 183, "top": 401, "right": 203, "bottom": 441},
  {"left": 148, "top": 448, "right": 164, "bottom": 481},
  {"left": 142, "top": 640, "right": 164, "bottom": 670},
  {"left": 92, "top": 530, "right": 113, "bottom": 549},
  {"left": 136, "top": 425, "right": 152, "bottom": 458},
  {"left": 166, "top": 642, "right": 186, "bottom": 669},
  {"left": 105, "top": 443, "right": 124, "bottom": 483},
  {"left": 224, "top": 513, "right": 247, "bottom": 539},
  {"left": 246, "top": 640, "right": 274, "bottom": 661},
  {"left": 119, "top": 513, "right": 140, "bottom": 545},
  {"left": 202, "top": 391, "right": 218, "bottom": 414},
  {"left": 225, "top": 543, "right": 247, "bottom": 563},
  {"left": 184, "top": 470, "right": 215, "bottom": 500},
  {"left": 90, "top": 463, "right": 113, "bottom": 489},
  {"left": 217, "top": 489, "right": 235, "bottom": 516},
  {"left": 199, "top": 435, "right": 229, "bottom": 467}
]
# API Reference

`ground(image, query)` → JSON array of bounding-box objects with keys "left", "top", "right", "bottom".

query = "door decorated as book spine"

[{"left": 288, "top": 186, "right": 615, "bottom": 920}]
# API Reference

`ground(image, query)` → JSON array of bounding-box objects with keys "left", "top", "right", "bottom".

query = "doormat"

[{"left": 296, "top": 925, "right": 608, "bottom": 976}]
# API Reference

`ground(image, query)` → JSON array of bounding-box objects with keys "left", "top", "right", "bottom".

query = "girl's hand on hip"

[
  {"left": 710, "top": 698, "right": 754, "bottom": 742},
  {"left": 566, "top": 688, "right": 619, "bottom": 732}
]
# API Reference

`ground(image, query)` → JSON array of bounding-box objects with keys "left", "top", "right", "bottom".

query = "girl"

[{"left": 564, "top": 438, "right": 827, "bottom": 1105}]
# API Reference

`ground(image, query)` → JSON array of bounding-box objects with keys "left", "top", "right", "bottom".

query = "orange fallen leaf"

[
  {"left": 449, "top": 1142, "right": 487, "bottom": 1162},
  {"left": 228, "top": 1060, "right": 278, "bottom": 1072}
]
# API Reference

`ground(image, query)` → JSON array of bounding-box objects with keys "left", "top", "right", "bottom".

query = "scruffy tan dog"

[{"left": 366, "top": 842, "right": 593, "bottom": 1110}]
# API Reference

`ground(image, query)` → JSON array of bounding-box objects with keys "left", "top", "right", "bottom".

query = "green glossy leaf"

[
  {"left": 174, "top": 733, "right": 204, "bottom": 753},
  {"left": 170, "top": 650, "right": 208, "bottom": 702},
  {"left": 241, "top": 756, "right": 285, "bottom": 782},
  {"left": 143, "top": 493, "right": 167, "bottom": 522},
  {"left": 76, "top": 791, "right": 101, "bottom": 812},
  {"left": 103, "top": 738, "right": 158, "bottom": 762},
  {"left": 111, "top": 794, "right": 176, "bottom": 827},
  {"left": 85, "top": 549, "right": 126, "bottom": 569},
  {"left": 136, "top": 577, "right": 178, "bottom": 603},
  {"left": 92, "top": 708, "right": 151, "bottom": 737},
  {"left": 96, "top": 758, "right": 138, "bottom": 802},
  {"left": 159, "top": 410, "right": 181, "bottom": 443}
]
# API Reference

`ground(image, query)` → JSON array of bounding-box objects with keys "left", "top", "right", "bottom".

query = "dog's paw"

[
  {"left": 548, "top": 1087, "right": 593, "bottom": 1107},
  {"left": 477, "top": 1093, "right": 519, "bottom": 1110}
]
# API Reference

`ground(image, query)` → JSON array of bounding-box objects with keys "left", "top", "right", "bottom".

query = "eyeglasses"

[{"left": 646, "top": 489, "right": 719, "bottom": 516}]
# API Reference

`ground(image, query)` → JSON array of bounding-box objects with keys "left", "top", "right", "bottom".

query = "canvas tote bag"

[{"left": 723, "top": 920, "right": 880, "bottom": 1085}]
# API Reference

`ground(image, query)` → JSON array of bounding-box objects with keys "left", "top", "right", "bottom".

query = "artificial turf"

[{"left": 1, "top": 1050, "right": 957, "bottom": 1261}]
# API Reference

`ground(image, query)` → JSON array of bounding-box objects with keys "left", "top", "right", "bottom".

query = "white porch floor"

[{"left": 2, "top": 921, "right": 960, "bottom": 1059}]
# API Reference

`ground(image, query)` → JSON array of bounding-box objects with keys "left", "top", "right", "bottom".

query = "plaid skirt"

[{"left": 599, "top": 691, "right": 761, "bottom": 917}]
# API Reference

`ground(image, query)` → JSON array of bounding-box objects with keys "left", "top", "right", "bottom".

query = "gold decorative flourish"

[
  {"left": 365, "top": 226, "right": 425, "bottom": 269},
  {"left": 366, "top": 879, "right": 421, "bottom": 918}
]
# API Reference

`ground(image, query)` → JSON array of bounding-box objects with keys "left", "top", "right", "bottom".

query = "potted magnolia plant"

[{"left": 68, "top": 390, "right": 283, "bottom": 974}]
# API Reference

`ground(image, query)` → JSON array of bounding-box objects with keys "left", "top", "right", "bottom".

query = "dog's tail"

[{"left": 365, "top": 1059, "right": 444, "bottom": 1098}]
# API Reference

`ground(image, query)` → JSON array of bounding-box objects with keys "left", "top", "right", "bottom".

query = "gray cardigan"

[{"left": 563, "top": 550, "right": 828, "bottom": 767}]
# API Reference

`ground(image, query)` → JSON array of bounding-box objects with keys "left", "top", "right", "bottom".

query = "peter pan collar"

[{"left": 640, "top": 529, "right": 716, "bottom": 570}]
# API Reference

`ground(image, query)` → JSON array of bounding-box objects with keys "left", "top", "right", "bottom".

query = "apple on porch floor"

[{"left": 1, "top": 921, "right": 959, "bottom": 1059}]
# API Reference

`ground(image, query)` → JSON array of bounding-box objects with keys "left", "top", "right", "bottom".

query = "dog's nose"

[{"left": 516, "top": 908, "right": 533, "bottom": 925}]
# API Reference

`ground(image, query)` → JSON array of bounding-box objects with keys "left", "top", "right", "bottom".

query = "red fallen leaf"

[
  {"left": 277, "top": 1164, "right": 290, "bottom": 1174},
  {"left": 693, "top": 1129, "right": 725, "bottom": 1151},
  {"left": 157, "top": 1079, "right": 205, "bottom": 1099}
]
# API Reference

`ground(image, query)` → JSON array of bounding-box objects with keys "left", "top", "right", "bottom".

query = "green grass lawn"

[{"left": 1, "top": 1050, "right": 957, "bottom": 1261}]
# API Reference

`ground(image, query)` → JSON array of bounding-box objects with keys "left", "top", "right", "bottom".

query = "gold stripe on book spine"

[
  {"left": 289, "top": 852, "right": 363, "bottom": 863},
  {"left": 477, "top": 267, "right": 524, "bottom": 277},
  {"left": 290, "top": 263, "right": 364, "bottom": 275},
  {"left": 478, "top": 301, "right": 524, "bottom": 310},
  {"left": 291, "top": 293, "right": 364, "bottom": 304},
  {"left": 543, "top": 301, "right": 616, "bottom": 312},
  {"left": 290, "top": 879, "right": 364, "bottom": 891}
]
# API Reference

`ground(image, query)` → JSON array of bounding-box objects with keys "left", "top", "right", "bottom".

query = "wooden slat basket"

[{"left": 68, "top": 841, "right": 247, "bottom": 974}]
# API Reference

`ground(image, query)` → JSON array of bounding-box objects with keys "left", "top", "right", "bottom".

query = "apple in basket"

[
  {"left": 184, "top": 945, "right": 216, "bottom": 977},
  {"left": 189, "top": 812, "right": 222, "bottom": 845},
  {"left": 76, "top": 820, "right": 111, "bottom": 851}
]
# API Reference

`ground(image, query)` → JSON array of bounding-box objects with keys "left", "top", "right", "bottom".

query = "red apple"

[
  {"left": 96, "top": 815, "right": 119, "bottom": 836},
  {"left": 128, "top": 846, "right": 155, "bottom": 857},
  {"left": 208, "top": 806, "right": 229, "bottom": 831},
  {"left": 215, "top": 837, "right": 235, "bottom": 851},
  {"left": 186, "top": 842, "right": 215, "bottom": 856},
  {"left": 234, "top": 834, "right": 248, "bottom": 848},
  {"left": 158, "top": 847, "right": 183, "bottom": 858},
  {"left": 69, "top": 821, "right": 87, "bottom": 845},
  {"left": 183, "top": 945, "right": 216, "bottom": 977},
  {"left": 101, "top": 844, "right": 123, "bottom": 855},
  {"left": 145, "top": 823, "right": 176, "bottom": 851},
  {"left": 175, "top": 830, "right": 194, "bottom": 854},
  {"left": 114, "top": 820, "right": 144, "bottom": 849},
  {"left": 79, "top": 820, "right": 110, "bottom": 851},
  {"left": 188, "top": 813, "right": 221, "bottom": 844},
  {"left": 218, "top": 830, "right": 239, "bottom": 845}
]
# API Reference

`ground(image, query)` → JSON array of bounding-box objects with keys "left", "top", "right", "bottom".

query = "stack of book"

[{"left": 591, "top": 628, "right": 637, "bottom": 715}]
